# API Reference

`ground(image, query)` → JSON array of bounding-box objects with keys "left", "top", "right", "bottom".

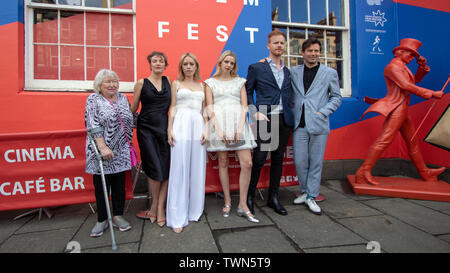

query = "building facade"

[{"left": 1, "top": 0, "right": 449, "bottom": 179}]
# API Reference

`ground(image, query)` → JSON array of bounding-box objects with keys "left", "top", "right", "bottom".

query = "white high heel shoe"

[
  {"left": 237, "top": 207, "right": 260, "bottom": 223},
  {"left": 222, "top": 204, "right": 231, "bottom": 218}
]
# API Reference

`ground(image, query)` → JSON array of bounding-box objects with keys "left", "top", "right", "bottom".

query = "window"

[
  {"left": 25, "top": 0, "right": 136, "bottom": 92},
  {"left": 271, "top": 0, "right": 351, "bottom": 96}
]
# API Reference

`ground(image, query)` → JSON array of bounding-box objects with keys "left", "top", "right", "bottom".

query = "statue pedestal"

[{"left": 347, "top": 175, "right": 450, "bottom": 202}]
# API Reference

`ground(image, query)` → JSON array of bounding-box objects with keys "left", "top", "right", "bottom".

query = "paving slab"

[
  {"left": 438, "top": 234, "right": 450, "bottom": 244},
  {"left": 304, "top": 244, "right": 373, "bottom": 253},
  {"left": 308, "top": 186, "right": 382, "bottom": 219},
  {"left": 362, "top": 198, "right": 450, "bottom": 235},
  {"left": 0, "top": 209, "right": 33, "bottom": 245},
  {"left": 82, "top": 242, "right": 139, "bottom": 253},
  {"left": 337, "top": 215, "right": 450, "bottom": 253},
  {"left": 140, "top": 216, "right": 218, "bottom": 253},
  {"left": 1, "top": 178, "right": 450, "bottom": 254},
  {"left": 253, "top": 187, "right": 297, "bottom": 207},
  {"left": 322, "top": 180, "right": 386, "bottom": 201},
  {"left": 408, "top": 199, "right": 450, "bottom": 212},
  {"left": 0, "top": 228, "right": 77, "bottom": 253},
  {"left": 71, "top": 199, "right": 145, "bottom": 250},
  {"left": 216, "top": 226, "right": 298, "bottom": 253},
  {"left": 15, "top": 204, "right": 91, "bottom": 234},
  {"left": 204, "top": 195, "right": 272, "bottom": 230},
  {"left": 261, "top": 205, "right": 366, "bottom": 249}
]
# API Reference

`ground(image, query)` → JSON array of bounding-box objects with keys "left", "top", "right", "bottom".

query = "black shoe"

[
  {"left": 267, "top": 195, "right": 287, "bottom": 215},
  {"left": 247, "top": 197, "right": 255, "bottom": 215}
]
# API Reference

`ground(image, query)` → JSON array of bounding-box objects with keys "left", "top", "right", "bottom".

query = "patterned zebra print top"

[{"left": 85, "top": 92, "right": 133, "bottom": 175}]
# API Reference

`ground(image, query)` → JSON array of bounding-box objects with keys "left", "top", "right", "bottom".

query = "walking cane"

[
  {"left": 410, "top": 74, "right": 450, "bottom": 142},
  {"left": 87, "top": 129, "right": 118, "bottom": 251}
]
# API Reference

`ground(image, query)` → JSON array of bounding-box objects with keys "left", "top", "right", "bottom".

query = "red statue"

[{"left": 356, "top": 38, "right": 445, "bottom": 185}]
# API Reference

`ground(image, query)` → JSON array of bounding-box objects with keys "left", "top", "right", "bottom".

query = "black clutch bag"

[{"left": 226, "top": 139, "right": 245, "bottom": 148}]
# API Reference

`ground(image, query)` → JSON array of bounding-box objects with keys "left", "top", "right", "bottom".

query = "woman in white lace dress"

[
  {"left": 204, "top": 50, "right": 258, "bottom": 223},
  {"left": 166, "top": 53, "right": 208, "bottom": 233}
]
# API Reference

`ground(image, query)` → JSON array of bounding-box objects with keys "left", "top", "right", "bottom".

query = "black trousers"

[
  {"left": 93, "top": 171, "right": 126, "bottom": 222},
  {"left": 248, "top": 113, "right": 292, "bottom": 199}
]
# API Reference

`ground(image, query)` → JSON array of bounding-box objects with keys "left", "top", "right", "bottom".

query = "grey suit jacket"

[{"left": 290, "top": 64, "right": 342, "bottom": 134}]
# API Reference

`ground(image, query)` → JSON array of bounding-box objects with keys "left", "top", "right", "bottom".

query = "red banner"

[
  {"left": 0, "top": 129, "right": 298, "bottom": 211},
  {"left": 205, "top": 137, "right": 299, "bottom": 193},
  {"left": 0, "top": 130, "right": 133, "bottom": 211}
]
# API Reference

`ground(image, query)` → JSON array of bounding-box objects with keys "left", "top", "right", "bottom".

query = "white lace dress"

[
  {"left": 166, "top": 88, "right": 206, "bottom": 229},
  {"left": 204, "top": 77, "right": 256, "bottom": 152}
]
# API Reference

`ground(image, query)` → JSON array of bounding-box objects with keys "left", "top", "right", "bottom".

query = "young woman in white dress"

[
  {"left": 166, "top": 53, "right": 208, "bottom": 233},
  {"left": 204, "top": 50, "right": 259, "bottom": 223}
]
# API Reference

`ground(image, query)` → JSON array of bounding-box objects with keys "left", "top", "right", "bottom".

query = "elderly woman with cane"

[{"left": 85, "top": 69, "right": 132, "bottom": 238}]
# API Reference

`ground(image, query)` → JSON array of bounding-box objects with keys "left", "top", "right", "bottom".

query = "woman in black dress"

[{"left": 131, "top": 51, "right": 171, "bottom": 227}]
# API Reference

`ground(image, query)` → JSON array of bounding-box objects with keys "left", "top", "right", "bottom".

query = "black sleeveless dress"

[{"left": 136, "top": 77, "right": 171, "bottom": 181}]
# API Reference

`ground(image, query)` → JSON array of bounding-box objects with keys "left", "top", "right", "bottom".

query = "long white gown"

[{"left": 166, "top": 88, "right": 206, "bottom": 229}]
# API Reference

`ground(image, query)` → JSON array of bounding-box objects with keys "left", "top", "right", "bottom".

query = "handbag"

[
  {"left": 423, "top": 103, "right": 450, "bottom": 151},
  {"left": 226, "top": 139, "right": 245, "bottom": 148},
  {"left": 106, "top": 97, "right": 138, "bottom": 167}
]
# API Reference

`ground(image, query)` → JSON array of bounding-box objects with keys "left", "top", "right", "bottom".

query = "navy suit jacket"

[{"left": 245, "top": 60, "right": 294, "bottom": 127}]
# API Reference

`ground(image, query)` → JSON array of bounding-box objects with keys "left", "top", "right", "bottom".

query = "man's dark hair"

[{"left": 301, "top": 38, "right": 322, "bottom": 52}]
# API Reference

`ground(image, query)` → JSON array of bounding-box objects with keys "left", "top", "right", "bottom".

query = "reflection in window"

[
  {"left": 289, "top": 28, "right": 305, "bottom": 53},
  {"left": 329, "top": 0, "right": 343, "bottom": 26},
  {"left": 111, "top": 0, "right": 133, "bottom": 9},
  {"left": 30, "top": 3, "right": 135, "bottom": 82},
  {"left": 86, "top": 13, "right": 109, "bottom": 46},
  {"left": 327, "top": 60, "right": 343, "bottom": 87},
  {"left": 326, "top": 31, "right": 342, "bottom": 59},
  {"left": 59, "top": 0, "right": 82, "bottom": 6},
  {"left": 61, "top": 45, "right": 84, "bottom": 80},
  {"left": 271, "top": 0, "right": 288, "bottom": 21},
  {"left": 291, "top": 0, "right": 308, "bottom": 23},
  {"left": 271, "top": 0, "right": 343, "bottom": 26},
  {"left": 290, "top": 56, "right": 303, "bottom": 66},
  {"left": 60, "top": 11, "right": 84, "bottom": 44},
  {"left": 271, "top": 0, "right": 347, "bottom": 91},
  {"left": 85, "top": 0, "right": 108, "bottom": 8},
  {"left": 32, "top": 0, "right": 56, "bottom": 4},
  {"left": 310, "top": 0, "right": 326, "bottom": 25},
  {"left": 34, "top": 9, "right": 58, "bottom": 43},
  {"left": 34, "top": 45, "right": 58, "bottom": 79}
]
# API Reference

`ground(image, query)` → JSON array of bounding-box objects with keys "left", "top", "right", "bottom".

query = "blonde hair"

[
  {"left": 93, "top": 69, "right": 119, "bottom": 94},
  {"left": 177, "top": 53, "right": 201, "bottom": 81},
  {"left": 212, "top": 50, "right": 238, "bottom": 78}
]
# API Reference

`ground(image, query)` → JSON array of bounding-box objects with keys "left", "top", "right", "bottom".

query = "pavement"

[{"left": 1, "top": 179, "right": 450, "bottom": 253}]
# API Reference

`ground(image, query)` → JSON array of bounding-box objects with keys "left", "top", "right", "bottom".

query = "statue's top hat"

[{"left": 392, "top": 38, "right": 422, "bottom": 57}]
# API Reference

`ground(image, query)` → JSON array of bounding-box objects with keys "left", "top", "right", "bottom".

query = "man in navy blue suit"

[{"left": 245, "top": 29, "right": 294, "bottom": 216}]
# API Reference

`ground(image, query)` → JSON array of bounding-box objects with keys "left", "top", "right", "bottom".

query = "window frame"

[
  {"left": 272, "top": 0, "right": 351, "bottom": 97},
  {"left": 24, "top": 0, "right": 137, "bottom": 92}
]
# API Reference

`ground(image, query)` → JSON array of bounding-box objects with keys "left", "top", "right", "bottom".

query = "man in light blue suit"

[{"left": 290, "top": 38, "right": 342, "bottom": 215}]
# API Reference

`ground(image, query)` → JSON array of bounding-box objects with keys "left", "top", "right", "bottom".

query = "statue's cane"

[{"left": 410, "top": 74, "right": 450, "bottom": 142}]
